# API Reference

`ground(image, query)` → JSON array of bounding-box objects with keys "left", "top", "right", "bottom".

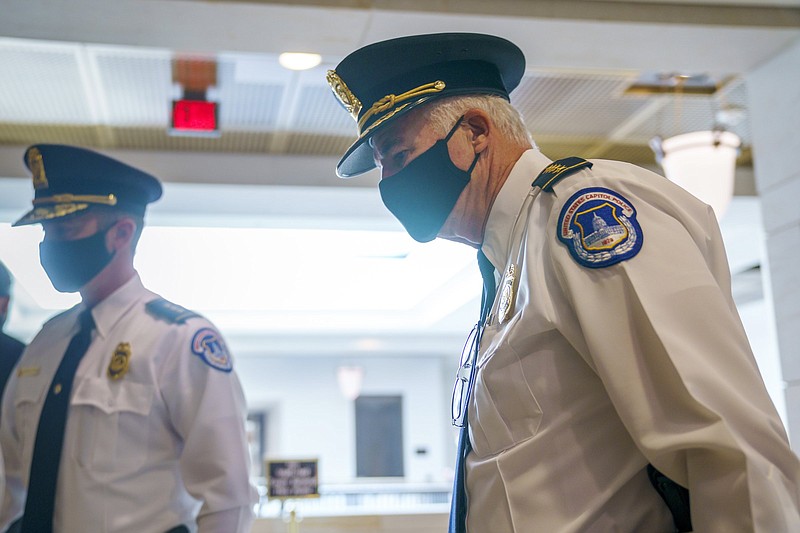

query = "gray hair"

[{"left": 423, "top": 94, "right": 536, "bottom": 149}]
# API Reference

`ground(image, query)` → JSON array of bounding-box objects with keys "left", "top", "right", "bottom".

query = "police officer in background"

[
  {"left": 0, "top": 145, "right": 256, "bottom": 532},
  {"left": 0, "top": 262, "right": 25, "bottom": 402},
  {"left": 327, "top": 33, "right": 800, "bottom": 532}
]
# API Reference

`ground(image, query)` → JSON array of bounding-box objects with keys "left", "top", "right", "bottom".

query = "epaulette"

[
  {"left": 532, "top": 157, "right": 593, "bottom": 192},
  {"left": 145, "top": 298, "right": 199, "bottom": 324}
]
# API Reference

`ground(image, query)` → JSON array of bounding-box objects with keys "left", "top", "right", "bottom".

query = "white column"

[{"left": 746, "top": 36, "right": 800, "bottom": 446}]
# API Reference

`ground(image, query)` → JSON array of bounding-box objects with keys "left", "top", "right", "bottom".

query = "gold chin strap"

[
  {"left": 33, "top": 193, "right": 117, "bottom": 206},
  {"left": 357, "top": 80, "right": 446, "bottom": 131}
]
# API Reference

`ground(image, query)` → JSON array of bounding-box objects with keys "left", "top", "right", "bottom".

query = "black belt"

[{"left": 8, "top": 518, "right": 188, "bottom": 533}]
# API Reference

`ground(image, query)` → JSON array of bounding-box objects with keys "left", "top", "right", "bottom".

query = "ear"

[
  {"left": 107, "top": 217, "right": 136, "bottom": 253},
  {"left": 462, "top": 109, "right": 491, "bottom": 154}
]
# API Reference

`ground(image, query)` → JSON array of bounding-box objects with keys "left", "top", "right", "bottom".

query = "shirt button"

[{"left": 53, "top": 383, "right": 62, "bottom": 395}]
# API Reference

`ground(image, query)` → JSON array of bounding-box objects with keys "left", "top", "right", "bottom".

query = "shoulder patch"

[
  {"left": 557, "top": 187, "right": 643, "bottom": 268},
  {"left": 146, "top": 298, "right": 199, "bottom": 324},
  {"left": 191, "top": 327, "right": 233, "bottom": 372},
  {"left": 533, "top": 157, "right": 593, "bottom": 192}
]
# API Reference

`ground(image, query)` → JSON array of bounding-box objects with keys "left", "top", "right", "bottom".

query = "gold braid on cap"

[
  {"left": 22, "top": 193, "right": 118, "bottom": 224},
  {"left": 357, "top": 80, "right": 446, "bottom": 131},
  {"left": 33, "top": 194, "right": 118, "bottom": 206},
  {"left": 29, "top": 203, "right": 91, "bottom": 222}
]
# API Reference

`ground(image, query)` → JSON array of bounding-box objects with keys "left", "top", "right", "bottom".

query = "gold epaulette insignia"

[
  {"left": 543, "top": 163, "right": 568, "bottom": 175},
  {"left": 532, "top": 157, "right": 593, "bottom": 192}
]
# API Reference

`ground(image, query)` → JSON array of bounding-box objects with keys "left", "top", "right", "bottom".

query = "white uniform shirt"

[
  {"left": 0, "top": 274, "right": 256, "bottom": 532},
  {"left": 466, "top": 149, "right": 800, "bottom": 532}
]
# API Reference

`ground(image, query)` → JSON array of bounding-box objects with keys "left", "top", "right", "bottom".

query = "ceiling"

[
  {"left": 1, "top": 0, "right": 799, "bottom": 171},
  {"left": 0, "top": 34, "right": 755, "bottom": 167},
  {"left": 0, "top": 0, "right": 797, "bottom": 357}
]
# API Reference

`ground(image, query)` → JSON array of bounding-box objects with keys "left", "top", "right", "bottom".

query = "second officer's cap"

[
  {"left": 13, "top": 144, "right": 162, "bottom": 227},
  {"left": 327, "top": 32, "right": 526, "bottom": 178}
]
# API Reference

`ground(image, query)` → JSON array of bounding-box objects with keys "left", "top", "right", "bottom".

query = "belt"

[{"left": 7, "top": 518, "right": 189, "bottom": 533}]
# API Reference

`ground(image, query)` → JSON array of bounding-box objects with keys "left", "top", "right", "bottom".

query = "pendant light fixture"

[{"left": 638, "top": 74, "right": 742, "bottom": 220}]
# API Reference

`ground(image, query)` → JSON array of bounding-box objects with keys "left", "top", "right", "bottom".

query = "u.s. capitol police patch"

[
  {"left": 191, "top": 328, "right": 233, "bottom": 372},
  {"left": 558, "top": 187, "right": 643, "bottom": 268}
]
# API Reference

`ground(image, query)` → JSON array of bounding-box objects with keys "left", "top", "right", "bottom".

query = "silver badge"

[{"left": 498, "top": 263, "right": 518, "bottom": 324}]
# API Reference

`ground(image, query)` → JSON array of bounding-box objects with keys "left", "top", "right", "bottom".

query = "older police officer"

[
  {"left": 0, "top": 145, "right": 255, "bottom": 533},
  {"left": 327, "top": 33, "right": 800, "bottom": 532}
]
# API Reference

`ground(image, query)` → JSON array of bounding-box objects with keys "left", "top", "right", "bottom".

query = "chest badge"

[
  {"left": 498, "top": 263, "right": 518, "bottom": 324},
  {"left": 108, "top": 342, "right": 132, "bottom": 380}
]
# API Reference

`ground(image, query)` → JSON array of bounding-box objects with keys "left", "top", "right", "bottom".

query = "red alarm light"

[{"left": 171, "top": 99, "right": 218, "bottom": 134}]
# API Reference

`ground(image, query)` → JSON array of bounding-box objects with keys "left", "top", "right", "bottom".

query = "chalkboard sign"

[{"left": 265, "top": 459, "right": 319, "bottom": 499}]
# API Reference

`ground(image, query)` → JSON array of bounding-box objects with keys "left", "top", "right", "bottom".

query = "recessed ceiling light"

[
  {"left": 624, "top": 72, "right": 734, "bottom": 96},
  {"left": 278, "top": 52, "right": 322, "bottom": 71}
]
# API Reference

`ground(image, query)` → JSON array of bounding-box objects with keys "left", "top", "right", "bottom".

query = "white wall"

[{"left": 234, "top": 354, "right": 451, "bottom": 485}]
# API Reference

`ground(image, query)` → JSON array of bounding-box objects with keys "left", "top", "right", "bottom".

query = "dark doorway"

[{"left": 355, "top": 395, "right": 405, "bottom": 477}]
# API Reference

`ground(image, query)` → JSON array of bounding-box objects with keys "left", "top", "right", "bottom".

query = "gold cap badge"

[
  {"left": 326, "top": 70, "right": 362, "bottom": 122},
  {"left": 27, "top": 147, "right": 48, "bottom": 190},
  {"left": 108, "top": 342, "right": 132, "bottom": 380}
]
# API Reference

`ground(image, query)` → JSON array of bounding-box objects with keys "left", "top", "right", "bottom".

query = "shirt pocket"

[
  {"left": 70, "top": 377, "right": 155, "bottom": 472},
  {"left": 469, "top": 316, "right": 544, "bottom": 458},
  {"left": 13, "top": 375, "right": 49, "bottom": 477}
]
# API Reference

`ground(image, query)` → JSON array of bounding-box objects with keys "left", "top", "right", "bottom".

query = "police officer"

[
  {"left": 327, "top": 33, "right": 800, "bottom": 532},
  {"left": 0, "top": 145, "right": 256, "bottom": 532},
  {"left": 0, "top": 261, "right": 25, "bottom": 402}
]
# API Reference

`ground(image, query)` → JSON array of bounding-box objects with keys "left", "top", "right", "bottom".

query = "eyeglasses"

[{"left": 451, "top": 322, "right": 483, "bottom": 428}]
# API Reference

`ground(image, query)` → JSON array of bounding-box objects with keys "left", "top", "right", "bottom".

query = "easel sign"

[{"left": 265, "top": 458, "right": 320, "bottom": 500}]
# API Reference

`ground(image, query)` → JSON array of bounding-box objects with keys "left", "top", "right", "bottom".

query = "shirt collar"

[
  {"left": 481, "top": 149, "right": 552, "bottom": 270},
  {"left": 83, "top": 273, "right": 148, "bottom": 339}
]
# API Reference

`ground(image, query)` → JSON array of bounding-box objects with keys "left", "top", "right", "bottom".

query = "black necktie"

[
  {"left": 448, "top": 250, "right": 496, "bottom": 533},
  {"left": 477, "top": 250, "right": 497, "bottom": 324},
  {"left": 23, "top": 309, "right": 95, "bottom": 533}
]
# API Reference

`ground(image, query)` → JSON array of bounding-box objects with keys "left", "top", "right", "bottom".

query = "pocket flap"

[
  {"left": 14, "top": 374, "right": 49, "bottom": 406},
  {"left": 72, "top": 377, "right": 154, "bottom": 416}
]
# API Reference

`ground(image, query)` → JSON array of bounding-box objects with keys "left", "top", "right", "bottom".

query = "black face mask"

[
  {"left": 39, "top": 226, "right": 115, "bottom": 293},
  {"left": 379, "top": 116, "right": 480, "bottom": 243}
]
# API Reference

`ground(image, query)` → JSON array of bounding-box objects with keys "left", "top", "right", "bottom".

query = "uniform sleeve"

[
  {"left": 0, "top": 359, "right": 26, "bottom": 529},
  {"left": 157, "top": 321, "right": 256, "bottom": 529},
  {"left": 0, "top": 404, "right": 6, "bottom": 528},
  {"left": 549, "top": 180, "right": 800, "bottom": 532}
]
